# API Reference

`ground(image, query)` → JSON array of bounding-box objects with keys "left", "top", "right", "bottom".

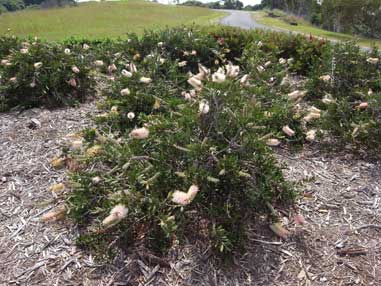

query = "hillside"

[{"left": 0, "top": 0, "right": 225, "bottom": 40}]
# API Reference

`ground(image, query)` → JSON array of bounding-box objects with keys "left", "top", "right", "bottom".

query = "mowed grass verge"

[
  {"left": 0, "top": 0, "right": 226, "bottom": 40},
  {"left": 252, "top": 10, "right": 381, "bottom": 49}
]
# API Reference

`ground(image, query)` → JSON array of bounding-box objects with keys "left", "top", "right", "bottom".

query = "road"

[{"left": 218, "top": 10, "right": 269, "bottom": 30}]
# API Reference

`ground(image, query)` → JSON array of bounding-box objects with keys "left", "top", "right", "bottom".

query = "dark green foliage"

[{"left": 0, "top": 39, "right": 95, "bottom": 111}]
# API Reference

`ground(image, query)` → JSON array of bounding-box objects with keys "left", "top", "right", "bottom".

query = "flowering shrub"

[{"left": 0, "top": 40, "right": 95, "bottom": 111}]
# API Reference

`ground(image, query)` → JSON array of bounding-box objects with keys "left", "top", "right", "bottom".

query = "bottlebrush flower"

[
  {"left": 264, "top": 60, "right": 271, "bottom": 68},
  {"left": 225, "top": 62, "right": 239, "bottom": 78},
  {"left": 68, "top": 78, "right": 77, "bottom": 87},
  {"left": 256, "top": 65, "right": 265, "bottom": 73},
  {"left": 172, "top": 185, "right": 200, "bottom": 205},
  {"left": 322, "top": 94, "right": 336, "bottom": 104},
  {"left": 366, "top": 57, "right": 379, "bottom": 64},
  {"left": 157, "top": 42, "right": 164, "bottom": 48},
  {"left": 288, "top": 90, "right": 307, "bottom": 101},
  {"left": 198, "top": 63, "right": 210, "bottom": 77},
  {"left": 191, "top": 50, "right": 197, "bottom": 55},
  {"left": 70, "top": 140, "right": 83, "bottom": 150},
  {"left": 121, "top": 69, "right": 132, "bottom": 77},
  {"left": 128, "top": 63, "right": 137, "bottom": 73},
  {"left": 129, "top": 127, "right": 149, "bottom": 139},
  {"left": 50, "top": 156, "right": 65, "bottom": 169},
  {"left": 269, "top": 222, "right": 289, "bottom": 239},
  {"left": 34, "top": 62, "right": 43, "bottom": 69},
  {"left": 64, "top": 48, "right": 71, "bottom": 55},
  {"left": 287, "top": 58, "right": 294, "bottom": 65},
  {"left": 199, "top": 100, "right": 210, "bottom": 114},
  {"left": 92, "top": 176, "right": 102, "bottom": 184},
  {"left": 257, "top": 41, "right": 263, "bottom": 47},
  {"left": 140, "top": 77, "right": 152, "bottom": 84},
  {"left": 83, "top": 43, "right": 90, "bottom": 50},
  {"left": 282, "top": 125, "right": 295, "bottom": 137},
  {"left": 303, "top": 107, "right": 321, "bottom": 122},
  {"left": 120, "top": 88, "right": 130, "bottom": 96},
  {"left": 102, "top": 204, "right": 128, "bottom": 228},
  {"left": 212, "top": 71, "right": 226, "bottom": 83},
  {"left": 266, "top": 138, "right": 281, "bottom": 147},
  {"left": 159, "top": 58, "right": 166, "bottom": 64},
  {"left": 133, "top": 53, "right": 140, "bottom": 61},
  {"left": 86, "top": 145, "right": 103, "bottom": 157},
  {"left": 305, "top": 129, "right": 317, "bottom": 142},
  {"left": 49, "top": 183, "right": 65, "bottom": 193},
  {"left": 279, "top": 58, "right": 287, "bottom": 65},
  {"left": 94, "top": 60, "right": 104, "bottom": 67},
  {"left": 41, "top": 205, "right": 67, "bottom": 222},
  {"left": 9, "top": 77, "right": 17, "bottom": 83},
  {"left": 127, "top": 112, "right": 135, "bottom": 119},
  {"left": 187, "top": 76, "right": 203, "bottom": 90},
  {"left": 319, "top": 74, "right": 331, "bottom": 82},
  {"left": 178, "top": 61, "right": 187, "bottom": 67},
  {"left": 110, "top": 106, "right": 118, "bottom": 114},
  {"left": 1, "top": 59, "right": 10, "bottom": 66},
  {"left": 108, "top": 64, "right": 117, "bottom": 73},
  {"left": 72, "top": 66, "right": 80, "bottom": 74},
  {"left": 240, "top": 74, "right": 250, "bottom": 86},
  {"left": 355, "top": 102, "right": 368, "bottom": 110},
  {"left": 20, "top": 48, "right": 29, "bottom": 54}
]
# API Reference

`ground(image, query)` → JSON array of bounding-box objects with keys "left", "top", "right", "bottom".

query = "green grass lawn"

[
  {"left": 252, "top": 10, "right": 381, "bottom": 49},
  {"left": 0, "top": 0, "right": 226, "bottom": 40}
]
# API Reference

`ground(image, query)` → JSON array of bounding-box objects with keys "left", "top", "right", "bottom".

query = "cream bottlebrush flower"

[
  {"left": 322, "top": 94, "right": 336, "bottom": 104},
  {"left": 1, "top": 59, "right": 10, "bottom": 66},
  {"left": 92, "top": 176, "right": 102, "bottom": 184},
  {"left": 172, "top": 185, "right": 200, "bottom": 205},
  {"left": 309, "top": 106, "right": 321, "bottom": 114},
  {"left": 34, "top": 62, "right": 43, "bottom": 69},
  {"left": 266, "top": 138, "right": 281, "bottom": 147},
  {"left": 127, "top": 112, "right": 135, "bottom": 120},
  {"left": 187, "top": 76, "right": 203, "bottom": 90},
  {"left": 368, "top": 89, "right": 373, "bottom": 96},
  {"left": 49, "top": 183, "right": 65, "bottom": 193},
  {"left": 102, "top": 204, "right": 128, "bottom": 228},
  {"left": 121, "top": 69, "right": 132, "bottom": 77},
  {"left": 129, "top": 127, "right": 149, "bottom": 139},
  {"left": 287, "top": 58, "right": 294, "bottom": 65},
  {"left": 226, "top": 62, "right": 239, "bottom": 78},
  {"left": 366, "top": 57, "right": 379, "bottom": 64},
  {"left": 9, "top": 77, "right": 17, "bottom": 83},
  {"left": 86, "top": 145, "right": 103, "bottom": 157},
  {"left": 72, "top": 66, "right": 80, "bottom": 74},
  {"left": 264, "top": 60, "right": 272, "bottom": 68},
  {"left": 288, "top": 90, "right": 307, "bottom": 101},
  {"left": 128, "top": 63, "right": 137, "bottom": 73},
  {"left": 110, "top": 106, "right": 118, "bottom": 114},
  {"left": 256, "top": 65, "right": 265, "bottom": 73},
  {"left": 108, "top": 64, "right": 117, "bottom": 73},
  {"left": 191, "top": 50, "right": 197, "bottom": 55},
  {"left": 282, "top": 125, "right": 295, "bottom": 137},
  {"left": 178, "top": 61, "right": 187, "bottom": 67},
  {"left": 157, "top": 41, "right": 164, "bottom": 48},
  {"left": 50, "top": 156, "right": 65, "bottom": 169},
  {"left": 199, "top": 100, "right": 210, "bottom": 114},
  {"left": 319, "top": 74, "right": 331, "bottom": 82},
  {"left": 68, "top": 78, "right": 77, "bottom": 87},
  {"left": 198, "top": 63, "right": 210, "bottom": 77},
  {"left": 83, "top": 43, "right": 90, "bottom": 50},
  {"left": 257, "top": 41, "right": 263, "bottom": 47},
  {"left": 303, "top": 111, "right": 321, "bottom": 122},
  {"left": 279, "top": 58, "right": 287, "bottom": 65},
  {"left": 159, "top": 58, "right": 166, "bottom": 64},
  {"left": 305, "top": 129, "right": 317, "bottom": 142},
  {"left": 94, "top": 60, "right": 104, "bottom": 67},
  {"left": 20, "top": 48, "right": 29, "bottom": 54},
  {"left": 240, "top": 74, "right": 250, "bottom": 86},
  {"left": 356, "top": 102, "right": 369, "bottom": 109},
  {"left": 212, "top": 71, "right": 226, "bottom": 83},
  {"left": 140, "top": 77, "right": 152, "bottom": 84},
  {"left": 120, "top": 88, "right": 130, "bottom": 96},
  {"left": 64, "top": 48, "right": 71, "bottom": 55},
  {"left": 70, "top": 140, "right": 83, "bottom": 150},
  {"left": 41, "top": 205, "right": 67, "bottom": 222}
]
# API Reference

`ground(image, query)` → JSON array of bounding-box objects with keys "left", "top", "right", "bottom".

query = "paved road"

[{"left": 218, "top": 10, "right": 269, "bottom": 30}]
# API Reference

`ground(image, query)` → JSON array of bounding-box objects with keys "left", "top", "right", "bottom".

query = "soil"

[{"left": 1, "top": 103, "right": 380, "bottom": 286}]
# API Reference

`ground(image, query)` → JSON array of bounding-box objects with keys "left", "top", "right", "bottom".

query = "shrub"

[{"left": 0, "top": 40, "right": 95, "bottom": 111}]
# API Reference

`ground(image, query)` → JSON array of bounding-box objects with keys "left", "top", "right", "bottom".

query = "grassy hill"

[{"left": 0, "top": 0, "right": 225, "bottom": 40}]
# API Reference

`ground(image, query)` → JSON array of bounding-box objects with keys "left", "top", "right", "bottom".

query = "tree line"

[
  {"left": 0, "top": 0, "right": 74, "bottom": 13},
  {"left": 261, "top": 0, "right": 381, "bottom": 39}
]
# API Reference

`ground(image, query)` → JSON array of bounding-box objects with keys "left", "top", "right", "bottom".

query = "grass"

[
  {"left": 0, "top": 0, "right": 226, "bottom": 40},
  {"left": 252, "top": 10, "right": 381, "bottom": 49}
]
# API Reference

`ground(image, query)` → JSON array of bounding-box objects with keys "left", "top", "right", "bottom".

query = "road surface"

[{"left": 218, "top": 10, "right": 269, "bottom": 30}]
